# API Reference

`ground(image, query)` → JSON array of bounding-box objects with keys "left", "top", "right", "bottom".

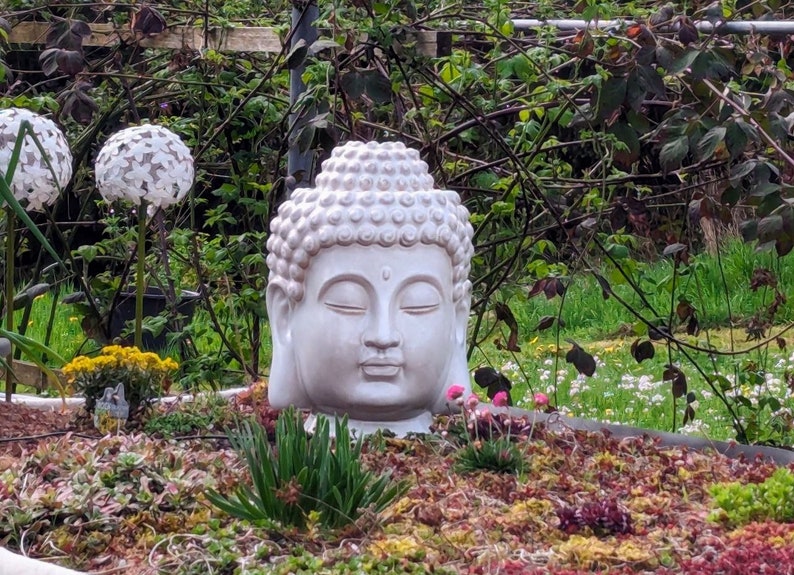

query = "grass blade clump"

[{"left": 206, "top": 407, "right": 407, "bottom": 530}]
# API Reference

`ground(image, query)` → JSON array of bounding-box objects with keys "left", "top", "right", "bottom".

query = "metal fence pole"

[{"left": 287, "top": 2, "right": 319, "bottom": 190}]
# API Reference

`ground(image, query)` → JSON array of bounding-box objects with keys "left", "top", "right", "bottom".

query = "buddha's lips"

[{"left": 359, "top": 358, "right": 404, "bottom": 378}]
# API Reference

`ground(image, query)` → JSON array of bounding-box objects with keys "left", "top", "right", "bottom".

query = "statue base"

[{"left": 304, "top": 411, "right": 435, "bottom": 438}]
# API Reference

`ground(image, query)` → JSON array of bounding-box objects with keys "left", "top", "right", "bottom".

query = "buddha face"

[{"left": 285, "top": 244, "right": 462, "bottom": 422}]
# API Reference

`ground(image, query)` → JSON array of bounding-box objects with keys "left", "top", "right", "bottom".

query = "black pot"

[{"left": 109, "top": 287, "right": 200, "bottom": 351}]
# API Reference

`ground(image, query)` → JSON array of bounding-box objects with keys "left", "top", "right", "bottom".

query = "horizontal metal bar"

[{"left": 511, "top": 18, "right": 794, "bottom": 35}]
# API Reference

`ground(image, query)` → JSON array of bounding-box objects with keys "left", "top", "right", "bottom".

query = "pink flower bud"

[
  {"left": 533, "top": 392, "right": 549, "bottom": 408},
  {"left": 466, "top": 393, "right": 480, "bottom": 410},
  {"left": 446, "top": 384, "right": 465, "bottom": 401},
  {"left": 492, "top": 390, "right": 509, "bottom": 407}
]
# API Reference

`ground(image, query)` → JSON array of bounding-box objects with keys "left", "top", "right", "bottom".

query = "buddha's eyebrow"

[
  {"left": 397, "top": 274, "right": 444, "bottom": 292},
  {"left": 317, "top": 275, "right": 371, "bottom": 298}
]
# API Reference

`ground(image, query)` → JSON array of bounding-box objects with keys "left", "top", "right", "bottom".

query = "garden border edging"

[
  {"left": 517, "top": 408, "right": 794, "bottom": 466},
  {"left": 9, "top": 390, "right": 794, "bottom": 465}
]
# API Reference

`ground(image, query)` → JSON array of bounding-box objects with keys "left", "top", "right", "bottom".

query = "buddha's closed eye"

[
  {"left": 399, "top": 282, "right": 441, "bottom": 315},
  {"left": 323, "top": 281, "right": 368, "bottom": 315}
]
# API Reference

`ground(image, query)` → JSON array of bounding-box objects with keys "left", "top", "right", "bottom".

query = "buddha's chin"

[{"left": 315, "top": 391, "right": 430, "bottom": 422}]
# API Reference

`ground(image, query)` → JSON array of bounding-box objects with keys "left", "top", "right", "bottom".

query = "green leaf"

[
  {"left": 696, "top": 126, "right": 726, "bottom": 160},
  {"left": 362, "top": 71, "right": 392, "bottom": 104},
  {"left": 285, "top": 39, "right": 308, "bottom": 70},
  {"left": 757, "top": 214, "right": 783, "bottom": 243},
  {"left": 665, "top": 49, "right": 699, "bottom": 75},
  {"left": 725, "top": 121, "right": 750, "bottom": 160},
  {"left": 340, "top": 71, "right": 365, "bottom": 99},
  {"left": 659, "top": 135, "right": 689, "bottom": 173},
  {"left": 608, "top": 122, "right": 640, "bottom": 167},
  {"left": 597, "top": 76, "right": 627, "bottom": 120}
]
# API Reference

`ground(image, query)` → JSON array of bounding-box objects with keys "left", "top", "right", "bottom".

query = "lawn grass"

[{"left": 470, "top": 240, "right": 794, "bottom": 445}]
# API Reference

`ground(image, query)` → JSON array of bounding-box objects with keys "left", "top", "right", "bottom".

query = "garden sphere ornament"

[
  {"left": 266, "top": 140, "right": 475, "bottom": 436},
  {"left": 95, "top": 124, "right": 194, "bottom": 209},
  {"left": 0, "top": 107, "right": 73, "bottom": 210},
  {"left": 94, "top": 124, "right": 194, "bottom": 349},
  {"left": 0, "top": 107, "right": 72, "bottom": 402}
]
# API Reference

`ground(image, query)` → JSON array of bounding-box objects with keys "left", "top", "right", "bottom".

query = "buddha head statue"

[{"left": 266, "top": 141, "right": 474, "bottom": 435}]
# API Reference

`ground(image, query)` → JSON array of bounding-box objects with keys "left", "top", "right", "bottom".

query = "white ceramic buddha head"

[{"left": 266, "top": 141, "right": 474, "bottom": 435}]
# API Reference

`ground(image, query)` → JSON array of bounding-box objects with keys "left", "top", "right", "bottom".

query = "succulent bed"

[{"left": 1, "top": 392, "right": 793, "bottom": 575}]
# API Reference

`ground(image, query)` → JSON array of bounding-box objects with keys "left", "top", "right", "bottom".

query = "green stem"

[
  {"left": 135, "top": 200, "right": 147, "bottom": 350},
  {"left": 4, "top": 211, "right": 14, "bottom": 401}
]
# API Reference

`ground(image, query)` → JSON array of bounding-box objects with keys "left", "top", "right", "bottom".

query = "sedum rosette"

[
  {"left": 0, "top": 107, "right": 73, "bottom": 211},
  {"left": 94, "top": 124, "right": 194, "bottom": 208}
]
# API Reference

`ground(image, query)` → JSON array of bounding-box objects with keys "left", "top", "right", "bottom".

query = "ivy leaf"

[
  {"left": 285, "top": 39, "right": 308, "bottom": 70},
  {"left": 362, "top": 71, "right": 393, "bottom": 104},
  {"left": 565, "top": 341, "right": 596, "bottom": 377},
  {"left": 682, "top": 403, "right": 696, "bottom": 426},
  {"left": 739, "top": 219, "right": 758, "bottom": 242},
  {"left": 757, "top": 214, "right": 783, "bottom": 244},
  {"left": 594, "top": 273, "right": 611, "bottom": 300},
  {"left": 340, "top": 71, "right": 365, "bottom": 99},
  {"left": 473, "top": 367, "right": 513, "bottom": 404},
  {"left": 665, "top": 48, "right": 699, "bottom": 74},
  {"left": 608, "top": 122, "right": 640, "bottom": 167},
  {"left": 663, "top": 365, "right": 687, "bottom": 399},
  {"left": 58, "top": 82, "right": 97, "bottom": 124},
  {"left": 131, "top": 5, "right": 167, "bottom": 37},
  {"left": 494, "top": 302, "right": 520, "bottom": 352},
  {"left": 62, "top": 291, "right": 87, "bottom": 304},
  {"left": 597, "top": 76, "right": 627, "bottom": 120},
  {"left": 13, "top": 283, "right": 50, "bottom": 309},
  {"left": 686, "top": 315, "right": 700, "bottom": 336},
  {"left": 659, "top": 135, "right": 689, "bottom": 173},
  {"left": 528, "top": 277, "right": 565, "bottom": 300},
  {"left": 676, "top": 299, "right": 695, "bottom": 321},
  {"left": 39, "top": 48, "right": 84, "bottom": 77},
  {"left": 725, "top": 121, "right": 749, "bottom": 160},
  {"left": 45, "top": 20, "right": 91, "bottom": 51},
  {"left": 649, "top": 323, "right": 671, "bottom": 341},
  {"left": 663, "top": 242, "right": 687, "bottom": 257},
  {"left": 535, "top": 315, "right": 558, "bottom": 331},
  {"left": 696, "top": 126, "right": 726, "bottom": 160},
  {"left": 631, "top": 339, "right": 655, "bottom": 363},
  {"left": 677, "top": 17, "right": 699, "bottom": 45}
]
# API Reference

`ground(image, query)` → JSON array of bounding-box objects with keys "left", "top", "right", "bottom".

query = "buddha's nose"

[{"left": 362, "top": 311, "right": 401, "bottom": 349}]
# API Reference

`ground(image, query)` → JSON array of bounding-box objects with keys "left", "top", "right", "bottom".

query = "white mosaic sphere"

[
  {"left": 0, "top": 108, "right": 72, "bottom": 211},
  {"left": 95, "top": 124, "right": 194, "bottom": 209}
]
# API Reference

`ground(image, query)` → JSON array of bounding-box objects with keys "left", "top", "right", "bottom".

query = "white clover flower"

[
  {"left": 95, "top": 124, "right": 194, "bottom": 209},
  {"left": 679, "top": 419, "right": 709, "bottom": 436},
  {"left": 0, "top": 108, "right": 72, "bottom": 211}
]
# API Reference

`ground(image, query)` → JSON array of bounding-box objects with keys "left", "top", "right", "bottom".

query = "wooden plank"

[
  {"left": 8, "top": 21, "right": 282, "bottom": 53},
  {"left": 10, "top": 359, "right": 67, "bottom": 392},
  {"left": 8, "top": 21, "right": 443, "bottom": 56}
]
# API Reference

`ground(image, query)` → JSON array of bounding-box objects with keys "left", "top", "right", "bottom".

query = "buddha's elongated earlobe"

[
  {"left": 266, "top": 284, "right": 307, "bottom": 408},
  {"left": 267, "top": 283, "right": 292, "bottom": 346}
]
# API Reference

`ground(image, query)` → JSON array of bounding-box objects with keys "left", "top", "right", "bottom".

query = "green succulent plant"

[{"left": 206, "top": 406, "right": 408, "bottom": 530}]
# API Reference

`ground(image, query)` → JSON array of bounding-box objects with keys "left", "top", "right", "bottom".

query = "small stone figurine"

[
  {"left": 93, "top": 383, "right": 130, "bottom": 433},
  {"left": 266, "top": 141, "right": 474, "bottom": 436}
]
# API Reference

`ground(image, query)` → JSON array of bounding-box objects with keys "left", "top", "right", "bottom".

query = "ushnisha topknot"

[{"left": 266, "top": 141, "right": 474, "bottom": 303}]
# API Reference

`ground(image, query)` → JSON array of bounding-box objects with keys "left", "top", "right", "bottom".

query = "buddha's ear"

[
  {"left": 266, "top": 283, "right": 292, "bottom": 346},
  {"left": 454, "top": 290, "right": 471, "bottom": 345}
]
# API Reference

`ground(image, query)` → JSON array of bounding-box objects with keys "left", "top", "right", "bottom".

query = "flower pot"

[{"left": 109, "top": 287, "right": 200, "bottom": 351}]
